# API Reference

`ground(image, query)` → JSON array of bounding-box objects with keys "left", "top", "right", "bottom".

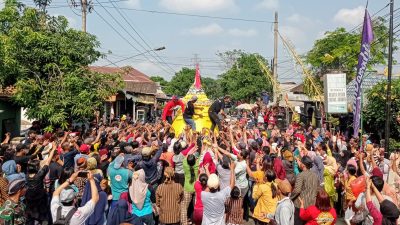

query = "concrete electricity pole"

[
  {"left": 81, "top": 0, "right": 88, "bottom": 32},
  {"left": 273, "top": 12, "right": 278, "bottom": 103}
]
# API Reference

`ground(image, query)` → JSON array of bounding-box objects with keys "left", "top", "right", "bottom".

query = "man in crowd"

[
  {"left": 162, "top": 96, "right": 185, "bottom": 124},
  {"left": 208, "top": 95, "right": 231, "bottom": 131},
  {"left": 183, "top": 95, "right": 199, "bottom": 131}
]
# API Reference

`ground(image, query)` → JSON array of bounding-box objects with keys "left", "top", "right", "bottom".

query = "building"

[
  {"left": 0, "top": 87, "right": 21, "bottom": 138},
  {"left": 90, "top": 66, "right": 158, "bottom": 122}
]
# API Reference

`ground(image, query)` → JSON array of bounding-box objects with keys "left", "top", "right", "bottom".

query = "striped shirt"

[
  {"left": 225, "top": 197, "right": 243, "bottom": 225},
  {"left": 291, "top": 170, "right": 319, "bottom": 208},
  {"left": 156, "top": 181, "right": 184, "bottom": 224}
]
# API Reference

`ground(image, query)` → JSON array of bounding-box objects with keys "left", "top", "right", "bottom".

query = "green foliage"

[
  {"left": 150, "top": 76, "right": 169, "bottom": 87},
  {"left": 219, "top": 52, "right": 273, "bottom": 101},
  {"left": 164, "top": 67, "right": 195, "bottom": 97},
  {"left": 363, "top": 78, "right": 400, "bottom": 140},
  {"left": 202, "top": 77, "right": 223, "bottom": 99},
  {"left": 306, "top": 17, "right": 394, "bottom": 81},
  {"left": 0, "top": 0, "right": 123, "bottom": 130}
]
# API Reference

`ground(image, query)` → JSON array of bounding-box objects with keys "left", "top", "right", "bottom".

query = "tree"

[
  {"left": 150, "top": 76, "right": 169, "bottom": 87},
  {"left": 202, "top": 77, "right": 223, "bottom": 99},
  {"left": 363, "top": 79, "right": 400, "bottom": 141},
  {"left": 306, "top": 17, "right": 394, "bottom": 81},
  {"left": 0, "top": 0, "right": 122, "bottom": 130},
  {"left": 164, "top": 67, "right": 196, "bottom": 97},
  {"left": 219, "top": 51, "right": 273, "bottom": 101}
]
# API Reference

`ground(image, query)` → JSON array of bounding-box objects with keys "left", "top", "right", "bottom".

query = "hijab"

[
  {"left": 324, "top": 156, "right": 337, "bottom": 175},
  {"left": 200, "top": 152, "right": 216, "bottom": 174},
  {"left": 129, "top": 169, "right": 148, "bottom": 210}
]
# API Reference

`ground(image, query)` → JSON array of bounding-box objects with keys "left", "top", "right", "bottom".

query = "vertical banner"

[{"left": 353, "top": 9, "right": 374, "bottom": 138}]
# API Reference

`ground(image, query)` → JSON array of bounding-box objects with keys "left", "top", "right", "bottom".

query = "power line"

[
  {"left": 98, "top": 5, "right": 274, "bottom": 23},
  {"left": 106, "top": 0, "right": 176, "bottom": 73},
  {"left": 93, "top": 0, "right": 175, "bottom": 74}
]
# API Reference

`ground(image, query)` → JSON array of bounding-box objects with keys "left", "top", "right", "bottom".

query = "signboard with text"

[{"left": 324, "top": 73, "right": 347, "bottom": 114}]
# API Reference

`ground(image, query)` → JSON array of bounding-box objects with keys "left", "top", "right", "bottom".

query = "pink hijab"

[{"left": 129, "top": 169, "right": 148, "bottom": 210}]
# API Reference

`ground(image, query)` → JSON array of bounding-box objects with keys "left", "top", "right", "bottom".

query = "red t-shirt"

[
  {"left": 299, "top": 206, "right": 337, "bottom": 225},
  {"left": 194, "top": 181, "right": 205, "bottom": 209}
]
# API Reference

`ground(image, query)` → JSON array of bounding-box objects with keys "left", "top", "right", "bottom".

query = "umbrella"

[{"left": 236, "top": 103, "right": 257, "bottom": 110}]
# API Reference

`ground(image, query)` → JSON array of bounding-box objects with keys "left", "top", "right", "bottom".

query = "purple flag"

[{"left": 353, "top": 9, "right": 374, "bottom": 138}]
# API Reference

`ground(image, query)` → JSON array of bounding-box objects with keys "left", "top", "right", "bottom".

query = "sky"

[{"left": 0, "top": 0, "right": 393, "bottom": 82}]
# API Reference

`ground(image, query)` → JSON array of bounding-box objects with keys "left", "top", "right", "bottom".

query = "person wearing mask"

[
  {"left": 299, "top": 189, "right": 337, "bottom": 225},
  {"left": 162, "top": 96, "right": 185, "bottom": 124},
  {"left": 107, "top": 154, "right": 133, "bottom": 209},
  {"left": 208, "top": 95, "right": 231, "bottom": 131},
  {"left": 0, "top": 179, "right": 27, "bottom": 225},
  {"left": 365, "top": 177, "right": 400, "bottom": 225},
  {"left": 274, "top": 179, "right": 295, "bottom": 225},
  {"left": 252, "top": 170, "right": 279, "bottom": 224},
  {"left": 51, "top": 171, "right": 99, "bottom": 225},
  {"left": 201, "top": 162, "right": 235, "bottom": 225},
  {"left": 291, "top": 156, "right": 319, "bottom": 225},
  {"left": 156, "top": 167, "right": 184, "bottom": 225},
  {"left": 183, "top": 95, "right": 200, "bottom": 131},
  {"left": 129, "top": 169, "right": 155, "bottom": 225}
]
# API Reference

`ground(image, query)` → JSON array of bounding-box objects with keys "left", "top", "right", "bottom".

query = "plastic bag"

[
  {"left": 344, "top": 207, "right": 354, "bottom": 225},
  {"left": 350, "top": 175, "right": 366, "bottom": 198}
]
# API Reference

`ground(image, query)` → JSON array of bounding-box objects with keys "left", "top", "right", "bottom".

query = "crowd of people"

[{"left": 0, "top": 96, "right": 399, "bottom": 225}]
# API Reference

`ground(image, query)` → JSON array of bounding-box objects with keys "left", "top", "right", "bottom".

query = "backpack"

[{"left": 53, "top": 206, "right": 77, "bottom": 225}]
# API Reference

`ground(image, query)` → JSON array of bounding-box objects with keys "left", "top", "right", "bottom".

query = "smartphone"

[{"left": 78, "top": 171, "right": 88, "bottom": 177}]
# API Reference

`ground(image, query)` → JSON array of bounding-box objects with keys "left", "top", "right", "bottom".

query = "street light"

[{"left": 105, "top": 46, "right": 166, "bottom": 66}]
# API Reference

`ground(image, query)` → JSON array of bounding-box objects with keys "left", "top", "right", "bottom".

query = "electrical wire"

[{"left": 93, "top": 0, "right": 175, "bottom": 74}]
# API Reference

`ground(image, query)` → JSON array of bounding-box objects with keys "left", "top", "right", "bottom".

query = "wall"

[{"left": 0, "top": 99, "right": 21, "bottom": 138}]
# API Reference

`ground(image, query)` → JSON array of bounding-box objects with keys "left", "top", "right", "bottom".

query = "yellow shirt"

[
  {"left": 344, "top": 175, "right": 356, "bottom": 201},
  {"left": 252, "top": 182, "right": 278, "bottom": 222}
]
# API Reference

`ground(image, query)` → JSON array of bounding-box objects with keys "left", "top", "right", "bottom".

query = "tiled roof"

[{"left": 90, "top": 66, "right": 157, "bottom": 94}]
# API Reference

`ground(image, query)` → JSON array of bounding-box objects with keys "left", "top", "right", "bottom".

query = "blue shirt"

[
  {"left": 132, "top": 190, "right": 152, "bottom": 217},
  {"left": 107, "top": 161, "right": 133, "bottom": 200}
]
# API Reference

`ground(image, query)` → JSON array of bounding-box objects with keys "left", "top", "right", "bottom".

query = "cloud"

[
  {"left": 125, "top": 0, "right": 140, "bottom": 8},
  {"left": 228, "top": 28, "right": 258, "bottom": 37},
  {"left": 280, "top": 25, "right": 306, "bottom": 44},
  {"left": 333, "top": 6, "right": 364, "bottom": 26},
  {"left": 187, "top": 23, "right": 224, "bottom": 36},
  {"left": 256, "top": 0, "right": 279, "bottom": 10},
  {"left": 184, "top": 23, "right": 258, "bottom": 37},
  {"left": 159, "top": 0, "right": 236, "bottom": 13}
]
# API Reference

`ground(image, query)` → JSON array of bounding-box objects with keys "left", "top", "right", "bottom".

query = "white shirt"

[{"left": 51, "top": 196, "right": 95, "bottom": 225}]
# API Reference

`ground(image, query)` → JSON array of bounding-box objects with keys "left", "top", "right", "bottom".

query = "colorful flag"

[
  {"left": 194, "top": 64, "right": 202, "bottom": 90},
  {"left": 353, "top": 9, "right": 374, "bottom": 138}
]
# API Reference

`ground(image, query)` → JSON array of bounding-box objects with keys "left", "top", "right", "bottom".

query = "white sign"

[{"left": 324, "top": 73, "right": 347, "bottom": 114}]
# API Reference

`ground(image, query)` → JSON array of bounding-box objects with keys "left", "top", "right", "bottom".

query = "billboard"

[{"left": 324, "top": 73, "right": 347, "bottom": 114}]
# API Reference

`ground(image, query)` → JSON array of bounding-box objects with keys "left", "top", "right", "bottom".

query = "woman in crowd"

[
  {"left": 193, "top": 173, "right": 208, "bottom": 225},
  {"left": 299, "top": 189, "right": 337, "bottom": 225},
  {"left": 129, "top": 169, "right": 155, "bottom": 225},
  {"left": 252, "top": 169, "right": 278, "bottom": 225},
  {"left": 182, "top": 153, "right": 199, "bottom": 225}
]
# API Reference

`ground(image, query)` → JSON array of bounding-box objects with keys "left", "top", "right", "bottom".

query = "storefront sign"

[{"left": 324, "top": 73, "right": 347, "bottom": 113}]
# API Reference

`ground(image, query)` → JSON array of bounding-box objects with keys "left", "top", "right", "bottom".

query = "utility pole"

[
  {"left": 273, "top": 12, "right": 278, "bottom": 103},
  {"left": 81, "top": 0, "right": 87, "bottom": 32},
  {"left": 192, "top": 54, "right": 200, "bottom": 67},
  {"left": 385, "top": 0, "right": 394, "bottom": 153}
]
